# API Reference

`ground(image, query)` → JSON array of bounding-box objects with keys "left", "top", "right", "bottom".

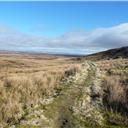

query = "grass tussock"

[
  {"left": 98, "top": 59, "right": 128, "bottom": 126},
  {"left": 103, "top": 75, "right": 128, "bottom": 113}
]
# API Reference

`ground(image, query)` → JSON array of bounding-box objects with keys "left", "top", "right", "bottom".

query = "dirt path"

[{"left": 12, "top": 61, "right": 103, "bottom": 128}]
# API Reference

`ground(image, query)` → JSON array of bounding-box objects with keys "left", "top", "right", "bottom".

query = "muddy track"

[{"left": 12, "top": 61, "right": 103, "bottom": 128}]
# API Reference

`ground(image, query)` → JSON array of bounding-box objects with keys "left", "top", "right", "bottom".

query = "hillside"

[{"left": 84, "top": 46, "right": 128, "bottom": 61}]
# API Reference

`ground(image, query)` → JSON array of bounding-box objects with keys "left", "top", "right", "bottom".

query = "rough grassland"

[
  {"left": 0, "top": 53, "right": 81, "bottom": 127},
  {"left": 0, "top": 53, "right": 128, "bottom": 128}
]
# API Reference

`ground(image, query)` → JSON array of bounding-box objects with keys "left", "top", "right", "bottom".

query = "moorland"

[{"left": 0, "top": 47, "right": 128, "bottom": 128}]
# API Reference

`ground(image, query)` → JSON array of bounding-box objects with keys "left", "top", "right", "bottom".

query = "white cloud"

[{"left": 0, "top": 23, "right": 128, "bottom": 55}]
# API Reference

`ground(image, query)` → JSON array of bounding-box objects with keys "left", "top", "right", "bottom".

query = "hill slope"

[{"left": 85, "top": 46, "right": 128, "bottom": 61}]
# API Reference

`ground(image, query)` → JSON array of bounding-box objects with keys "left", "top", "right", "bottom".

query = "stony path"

[{"left": 11, "top": 61, "right": 103, "bottom": 128}]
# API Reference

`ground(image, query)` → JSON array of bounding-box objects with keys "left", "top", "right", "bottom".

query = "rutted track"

[{"left": 12, "top": 61, "right": 103, "bottom": 128}]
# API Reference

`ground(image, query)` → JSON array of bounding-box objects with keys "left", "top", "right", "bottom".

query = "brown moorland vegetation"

[
  {"left": 0, "top": 50, "right": 128, "bottom": 128},
  {"left": 97, "top": 59, "right": 128, "bottom": 126},
  {"left": 0, "top": 53, "right": 81, "bottom": 127}
]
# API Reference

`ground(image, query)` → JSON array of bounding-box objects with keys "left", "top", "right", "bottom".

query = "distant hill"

[{"left": 84, "top": 46, "right": 128, "bottom": 61}]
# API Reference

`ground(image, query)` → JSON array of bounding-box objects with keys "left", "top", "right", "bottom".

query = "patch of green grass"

[
  {"left": 103, "top": 111, "right": 128, "bottom": 128},
  {"left": 17, "top": 125, "right": 41, "bottom": 128},
  {"left": 85, "top": 63, "right": 96, "bottom": 85}
]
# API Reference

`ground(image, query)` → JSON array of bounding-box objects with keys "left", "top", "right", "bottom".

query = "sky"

[{"left": 0, "top": 1, "right": 128, "bottom": 55}]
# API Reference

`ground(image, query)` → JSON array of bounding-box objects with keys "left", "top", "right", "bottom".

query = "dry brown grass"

[
  {"left": 0, "top": 53, "right": 81, "bottom": 127},
  {"left": 103, "top": 75, "right": 128, "bottom": 111},
  {"left": 97, "top": 58, "right": 128, "bottom": 125},
  {"left": 97, "top": 59, "right": 128, "bottom": 124}
]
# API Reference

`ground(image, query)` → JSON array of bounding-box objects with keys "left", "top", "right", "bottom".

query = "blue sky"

[
  {"left": 0, "top": 1, "right": 128, "bottom": 54},
  {"left": 0, "top": 1, "right": 128, "bottom": 36}
]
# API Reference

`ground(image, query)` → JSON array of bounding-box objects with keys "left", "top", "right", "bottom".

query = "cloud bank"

[{"left": 0, "top": 23, "right": 128, "bottom": 55}]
